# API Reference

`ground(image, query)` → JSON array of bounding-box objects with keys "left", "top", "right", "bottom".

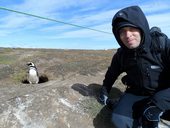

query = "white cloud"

[
  {"left": 139, "top": 1, "right": 170, "bottom": 36},
  {"left": 141, "top": 1, "right": 170, "bottom": 13},
  {"left": 148, "top": 13, "right": 170, "bottom": 27},
  {"left": 147, "top": 12, "right": 170, "bottom": 36}
]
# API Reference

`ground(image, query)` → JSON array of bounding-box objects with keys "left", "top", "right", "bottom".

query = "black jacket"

[{"left": 103, "top": 6, "right": 170, "bottom": 111}]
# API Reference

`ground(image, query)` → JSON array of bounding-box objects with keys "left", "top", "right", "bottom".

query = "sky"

[{"left": 0, "top": 0, "right": 170, "bottom": 49}]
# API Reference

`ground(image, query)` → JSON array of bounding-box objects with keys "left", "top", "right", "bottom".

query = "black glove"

[
  {"left": 98, "top": 86, "right": 108, "bottom": 105},
  {"left": 132, "top": 98, "right": 150, "bottom": 119},
  {"left": 132, "top": 98, "right": 163, "bottom": 128},
  {"left": 142, "top": 105, "right": 163, "bottom": 128},
  {"left": 106, "top": 98, "right": 118, "bottom": 110}
]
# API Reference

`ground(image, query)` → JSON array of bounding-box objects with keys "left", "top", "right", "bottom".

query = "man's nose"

[{"left": 125, "top": 30, "right": 132, "bottom": 38}]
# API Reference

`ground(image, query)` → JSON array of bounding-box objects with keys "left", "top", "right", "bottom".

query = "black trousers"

[{"left": 111, "top": 93, "right": 170, "bottom": 128}]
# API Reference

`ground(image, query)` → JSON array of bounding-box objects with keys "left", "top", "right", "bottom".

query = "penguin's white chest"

[
  {"left": 28, "top": 68, "right": 39, "bottom": 84},
  {"left": 29, "top": 69, "right": 37, "bottom": 76}
]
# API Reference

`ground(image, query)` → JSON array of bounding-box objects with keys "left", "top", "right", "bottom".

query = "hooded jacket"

[{"left": 102, "top": 6, "right": 170, "bottom": 111}]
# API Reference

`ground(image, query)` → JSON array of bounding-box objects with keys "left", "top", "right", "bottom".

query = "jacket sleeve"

[
  {"left": 163, "top": 37, "right": 170, "bottom": 67},
  {"left": 102, "top": 49, "right": 123, "bottom": 94},
  {"left": 151, "top": 88, "right": 170, "bottom": 111},
  {"left": 152, "top": 38, "right": 170, "bottom": 111}
]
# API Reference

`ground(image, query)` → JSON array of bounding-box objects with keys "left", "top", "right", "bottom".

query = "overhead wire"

[{"left": 0, "top": 6, "right": 112, "bottom": 34}]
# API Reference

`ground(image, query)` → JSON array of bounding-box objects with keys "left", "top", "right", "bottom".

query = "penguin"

[{"left": 27, "top": 62, "right": 39, "bottom": 84}]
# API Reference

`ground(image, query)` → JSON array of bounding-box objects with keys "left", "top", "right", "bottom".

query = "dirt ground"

[{"left": 0, "top": 48, "right": 125, "bottom": 128}]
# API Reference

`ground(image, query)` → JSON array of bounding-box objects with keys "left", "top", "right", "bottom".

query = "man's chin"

[{"left": 127, "top": 45, "right": 138, "bottom": 49}]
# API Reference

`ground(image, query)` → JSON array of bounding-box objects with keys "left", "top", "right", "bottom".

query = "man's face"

[{"left": 119, "top": 27, "right": 142, "bottom": 49}]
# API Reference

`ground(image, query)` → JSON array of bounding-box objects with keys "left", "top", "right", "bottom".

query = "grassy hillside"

[{"left": 0, "top": 48, "right": 116, "bottom": 85}]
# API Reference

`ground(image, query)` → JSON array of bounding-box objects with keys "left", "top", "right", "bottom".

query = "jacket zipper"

[{"left": 135, "top": 50, "right": 143, "bottom": 89}]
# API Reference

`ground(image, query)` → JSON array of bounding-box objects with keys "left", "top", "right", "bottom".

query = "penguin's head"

[{"left": 27, "top": 62, "right": 36, "bottom": 67}]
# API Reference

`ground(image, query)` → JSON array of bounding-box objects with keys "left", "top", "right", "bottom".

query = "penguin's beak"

[
  {"left": 27, "top": 63, "right": 31, "bottom": 66},
  {"left": 27, "top": 62, "right": 32, "bottom": 66}
]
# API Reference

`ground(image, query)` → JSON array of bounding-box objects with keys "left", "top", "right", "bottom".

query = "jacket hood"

[{"left": 112, "top": 6, "right": 151, "bottom": 51}]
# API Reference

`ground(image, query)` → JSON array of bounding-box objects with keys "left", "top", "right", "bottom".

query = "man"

[{"left": 99, "top": 6, "right": 170, "bottom": 128}]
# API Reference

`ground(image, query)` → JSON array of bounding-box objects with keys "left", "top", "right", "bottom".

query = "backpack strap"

[
  {"left": 150, "top": 26, "right": 168, "bottom": 68},
  {"left": 150, "top": 26, "right": 166, "bottom": 53}
]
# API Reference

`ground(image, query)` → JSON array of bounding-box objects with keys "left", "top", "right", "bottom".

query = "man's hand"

[
  {"left": 132, "top": 98, "right": 163, "bottom": 128},
  {"left": 98, "top": 86, "right": 108, "bottom": 105},
  {"left": 132, "top": 98, "right": 150, "bottom": 119},
  {"left": 142, "top": 105, "right": 163, "bottom": 128},
  {"left": 99, "top": 94, "right": 108, "bottom": 105},
  {"left": 106, "top": 99, "right": 118, "bottom": 110}
]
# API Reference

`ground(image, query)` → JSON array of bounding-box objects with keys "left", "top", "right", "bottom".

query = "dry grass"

[{"left": 0, "top": 48, "right": 116, "bottom": 85}]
